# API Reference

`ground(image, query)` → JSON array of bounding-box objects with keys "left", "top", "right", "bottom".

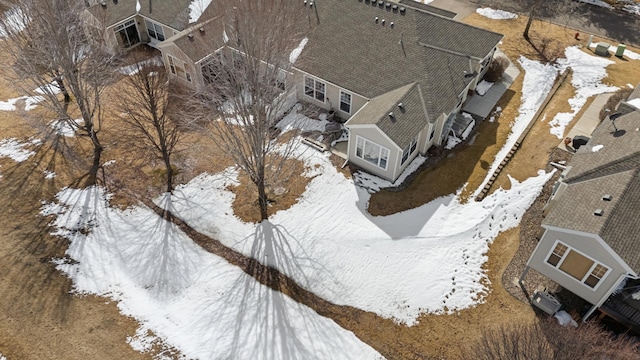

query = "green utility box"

[{"left": 616, "top": 44, "right": 626, "bottom": 57}]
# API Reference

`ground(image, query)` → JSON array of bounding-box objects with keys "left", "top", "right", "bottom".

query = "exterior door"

[{"left": 114, "top": 19, "right": 140, "bottom": 48}]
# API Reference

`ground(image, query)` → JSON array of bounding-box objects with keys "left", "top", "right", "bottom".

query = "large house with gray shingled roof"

[
  {"left": 158, "top": 0, "right": 502, "bottom": 181},
  {"left": 82, "top": 0, "right": 209, "bottom": 52},
  {"left": 522, "top": 107, "right": 640, "bottom": 323}
]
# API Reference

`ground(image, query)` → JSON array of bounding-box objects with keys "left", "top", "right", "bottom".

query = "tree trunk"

[
  {"left": 523, "top": 3, "right": 538, "bottom": 42},
  {"left": 86, "top": 130, "right": 103, "bottom": 186},
  {"left": 257, "top": 180, "right": 269, "bottom": 221},
  {"left": 523, "top": 13, "right": 534, "bottom": 41},
  {"left": 54, "top": 73, "right": 70, "bottom": 103},
  {"left": 163, "top": 155, "right": 173, "bottom": 193}
]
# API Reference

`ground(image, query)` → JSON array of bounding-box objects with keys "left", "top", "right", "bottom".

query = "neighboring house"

[
  {"left": 521, "top": 105, "right": 640, "bottom": 323},
  {"left": 158, "top": 0, "right": 502, "bottom": 181},
  {"left": 82, "top": 0, "right": 211, "bottom": 53}
]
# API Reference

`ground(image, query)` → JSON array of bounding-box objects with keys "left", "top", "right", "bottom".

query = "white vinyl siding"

[
  {"left": 546, "top": 240, "right": 610, "bottom": 290},
  {"left": 355, "top": 135, "right": 389, "bottom": 170}
]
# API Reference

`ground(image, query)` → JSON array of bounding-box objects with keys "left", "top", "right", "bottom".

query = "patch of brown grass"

[{"left": 228, "top": 157, "right": 313, "bottom": 223}]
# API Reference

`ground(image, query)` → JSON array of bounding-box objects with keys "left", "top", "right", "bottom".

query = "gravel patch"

[{"left": 502, "top": 148, "right": 590, "bottom": 314}]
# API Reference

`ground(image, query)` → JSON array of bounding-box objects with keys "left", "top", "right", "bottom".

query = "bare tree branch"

[
  {"left": 0, "top": 0, "right": 118, "bottom": 186},
  {"left": 183, "top": 0, "right": 307, "bottom": 220},
  {"left": 117, "top": 60, "right": 182, "bottom": 193}
]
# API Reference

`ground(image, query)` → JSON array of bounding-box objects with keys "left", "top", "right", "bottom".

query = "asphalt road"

[{"left": 429, "top": 0, "right": 640, "bottom": 48}]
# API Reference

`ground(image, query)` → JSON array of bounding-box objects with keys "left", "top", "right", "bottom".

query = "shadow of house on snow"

[{"left": 352, "top": 108, "right": 502, "bottom": 239}]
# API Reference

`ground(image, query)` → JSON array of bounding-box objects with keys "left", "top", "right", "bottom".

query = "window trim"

[
  {"left": 400, "top": 136, "right": 418, "bottom": 166},
  {"left": 304, "top": 76, "right": 326, "bottom": 103},
  {"left": 144, "top": 19, "right": 165, "bottom": 41},
  {"left": 545, "top": 240, "right": 610, "bottom": 291},
  {"left": 113, "top": 19, "right": 139, "bottom": 48},
  {"left": 339, "top": 90, "right": 352, "bottom": 114},
  {"left": 355, "top": 135, "right": 390, "bottom": 170}
]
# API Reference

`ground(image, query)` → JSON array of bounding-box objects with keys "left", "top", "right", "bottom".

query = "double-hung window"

[
  {"left": 340, "top": 91, "right": 352, "bottom": 114},
  {"left": 304, "top": 76, "right": 325, "bottom": 102},
  {"left": 546, "top": 241, "right": 610, "bottom": 289},
  {"left": 145, "top": 20, "right": 165, "bottom": 41},
  {"left": 401, "top": 136, "right": 418, "bottom": 165},
  {"left": 355, "top": 136, "right": 389, "bottom": 170}
]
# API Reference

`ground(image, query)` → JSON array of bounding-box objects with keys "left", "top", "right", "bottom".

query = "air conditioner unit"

[{"left": 531, "top": 290, "right": 562, "bottom": 315}]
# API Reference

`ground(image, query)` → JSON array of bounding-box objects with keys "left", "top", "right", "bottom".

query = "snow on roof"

[
  {"left": 628, "top": 98, "right": 640, "bottom": 109},
  {"left": 289, "top": 37, "right": 308, "bottom": 64},
  {"left": 189, "top": 0, "right": 213, "bottom": 23},
  {"left": 476, "top": 7, "right": 517, "bottom": 20}
]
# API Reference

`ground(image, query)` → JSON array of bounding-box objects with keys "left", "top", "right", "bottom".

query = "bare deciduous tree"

[
  {"left": 0, "top": 0, "right": 117, "bottom": 186},
  {"left": 184, "top": 0, "right": 307, "bottom": 220},
  {"left": 117, "top": 61, "right": 181, "bottom": 193},
  {"left": 517, "top": 0, "right": 581, "bottom": 41}
]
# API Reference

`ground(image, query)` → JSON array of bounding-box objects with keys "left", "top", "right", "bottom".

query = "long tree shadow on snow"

[
  {"left": 143, "top": 200, "right": 378, "bottom": 359},
  {"left": 223, "top": 222, "right": 358, "bottom": 359}
]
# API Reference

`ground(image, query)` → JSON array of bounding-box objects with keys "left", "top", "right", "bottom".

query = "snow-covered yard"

[{"left": 0, "top": 43, "right": 621, "bottom": 359}]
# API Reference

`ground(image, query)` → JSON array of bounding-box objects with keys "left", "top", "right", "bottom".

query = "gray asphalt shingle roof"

[
  {"left": 348, "top": 82, "right": 431, "bottom": 148},
  {"left": 166, "top": 18, "right": 222, "bottom": 63},
  {"left": 544, "top": 110, "right": 640, "bottom": 273},
  {"left": 165, "top": 0, "right": 502, "bottom": 148},
  {"left": 397, "top": 0, "right": 456, "bottom": 18},
  {"left": 294, "top": 0, "right": 500, "bottom": 147},
  {"left": 87, "top": 0, "right": 192, "bottom": 31}
]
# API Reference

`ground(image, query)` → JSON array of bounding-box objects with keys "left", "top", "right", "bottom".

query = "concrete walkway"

[
  {"left": 558, "top": 92, "right": 614, "bottom": 151},
  {"left": 463, "top": 49, "right": 520, "bottom": 120},
  {"left": 427, "top": 0, "right": 477, "bottom": 20}
]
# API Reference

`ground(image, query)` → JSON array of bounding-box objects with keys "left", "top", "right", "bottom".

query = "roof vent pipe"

[
  {"left": 381, "top": 19, "right": 385, "bottom": 25},
  {"left": 375, "top": 16, "right": 379, "bottom": 23},
  {"left": 199, "top": 27, "right": 204, "bottom": 33},
  {"left": 398, "top": 102, "right": 404, "bottom": 110},
  {"left": 100, "top": 1, "right": 107, "bottom": 7}
]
